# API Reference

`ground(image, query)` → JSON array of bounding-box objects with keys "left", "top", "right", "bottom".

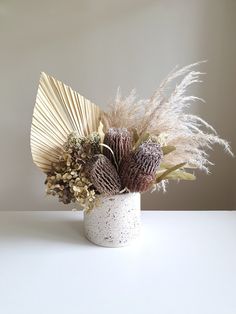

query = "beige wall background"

[{"left": 0, "top": 0, "right": 235, "bottom": 210}]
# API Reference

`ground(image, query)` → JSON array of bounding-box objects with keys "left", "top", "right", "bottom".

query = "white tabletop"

[{"left": 0, "top": 211, "right": 235, "bottom": 314}]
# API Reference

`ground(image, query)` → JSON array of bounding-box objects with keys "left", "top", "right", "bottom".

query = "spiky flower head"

[
  {"left": 119, "top": 141, "right": 163, "bottom": 192},
  {"left": 103, "top": 128, "right": 132, "bottom": 166},
  {"left": 85, "top": 154, "right": 121, "bottom": 195},
  {"left": 133, "top": 141, "right": 163, "bottom": 174}
]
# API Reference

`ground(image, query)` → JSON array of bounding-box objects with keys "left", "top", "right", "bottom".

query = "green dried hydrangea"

[{"left": 45, "top": 132, "right": 101, "bottom": 211}]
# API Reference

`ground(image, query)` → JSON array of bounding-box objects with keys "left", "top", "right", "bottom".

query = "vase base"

[{"left": 84, "top": 229, "right": 141, "bottom": 248}]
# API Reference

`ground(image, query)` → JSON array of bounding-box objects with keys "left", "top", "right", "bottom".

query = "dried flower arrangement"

[{"left": 31, "top": 62, "right": 233, "bottom": 210}]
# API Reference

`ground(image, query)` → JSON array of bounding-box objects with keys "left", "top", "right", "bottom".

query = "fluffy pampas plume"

[{"left": 102, "top": 61, "right": 233, "bottom": 191}]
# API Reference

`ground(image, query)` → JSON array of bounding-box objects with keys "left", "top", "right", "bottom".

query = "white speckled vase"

[{"left": 83, "top": 193, "right": 141, "bottom": 247}]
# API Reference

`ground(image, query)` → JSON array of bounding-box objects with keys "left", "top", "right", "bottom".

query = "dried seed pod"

[
  {"left": 119, "top": 142, "right": 163, "bottom": 192},
  {"left": 103, "top": 128, "right": 132, "bottom": 166},
  {"left": 85, "top": 154, "right": 121, "bottom": 195}
]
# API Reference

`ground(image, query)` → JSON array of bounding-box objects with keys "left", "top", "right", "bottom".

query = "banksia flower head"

[
  {"left": 119, "top": 141, "right": 163, "bottom": 192},
  {"left": 85, "top": 154, "right": 121, "bottom": 195},
  {"left": 133, "top": 141, "right": 163, "bottom": 174},
  {"left": 103, "top": 128, "right": 132, "bottom": 166}
]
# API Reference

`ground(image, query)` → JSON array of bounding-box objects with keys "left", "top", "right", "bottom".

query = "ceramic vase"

[{"left": 83, "top": 193, "right": 141, "bottom": 247}]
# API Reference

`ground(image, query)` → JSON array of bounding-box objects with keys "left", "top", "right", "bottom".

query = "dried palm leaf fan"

[{"left": 30, "top": 72, "right": 102, "bottom": 173}]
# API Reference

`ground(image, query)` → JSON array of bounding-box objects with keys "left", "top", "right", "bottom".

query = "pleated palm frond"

[{"left": 30, "top": 72, "right": 102, "bottom": 173}]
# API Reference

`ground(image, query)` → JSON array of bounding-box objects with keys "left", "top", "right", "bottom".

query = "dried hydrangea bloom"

[
  {"left": 45, "top": 132, "right": 100, "bottom": 209},
  {"left": 119, "top": 141, "right": 163, "bottom": 192},
  {"left": 103, "top": 128, "right": 132, "bottom": 166},
  {"left": 64, "top": 131, "right": 101, "bottom": 159},
  {"left": 85, "top": 154, "right": 121, "bottom": 195}
]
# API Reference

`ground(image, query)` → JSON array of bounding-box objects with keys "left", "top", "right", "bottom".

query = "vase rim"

[{"left": 95, "top": 192, "right": 140, "bottom": 200}]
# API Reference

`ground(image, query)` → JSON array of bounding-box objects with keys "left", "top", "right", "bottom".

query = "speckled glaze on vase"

[{"left": 83, "top": 193, "right": 141, "bottom": 247}]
